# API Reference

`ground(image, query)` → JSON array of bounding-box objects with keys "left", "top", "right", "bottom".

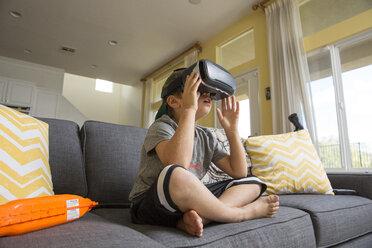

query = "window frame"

[{"left": 307, "top": 29, "right": 372, "bottom": 173}]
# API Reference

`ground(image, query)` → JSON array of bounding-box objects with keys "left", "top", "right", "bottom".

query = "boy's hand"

[
  {"left": 216, "top": 96, "right": 239, "bottom": 133},
  {"left": 215, "top": 96, "right": 247, "bottom": 178},
  {"left": 182, "top": 72, "right": 202, "bottom": 112}
]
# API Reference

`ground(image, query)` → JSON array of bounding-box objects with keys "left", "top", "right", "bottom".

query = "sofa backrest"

[
  {"left": 81, "top": 121, "right": 147, "bottom": 207},
  {"left": 38, "top": 118, "right": 88, "bottom": 197}
]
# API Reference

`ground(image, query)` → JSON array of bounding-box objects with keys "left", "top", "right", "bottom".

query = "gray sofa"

[{"left": 2, "top": 118, "right": 372, "bottom": 248}]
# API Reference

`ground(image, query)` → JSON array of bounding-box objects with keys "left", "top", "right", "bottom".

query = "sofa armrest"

[{"left": 327, "top": 172, "right": 372, "bottom": 200}]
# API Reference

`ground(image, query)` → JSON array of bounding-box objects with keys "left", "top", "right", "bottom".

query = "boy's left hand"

[{"left": 216, "top": 95, "right": 239, "bottom": 133}]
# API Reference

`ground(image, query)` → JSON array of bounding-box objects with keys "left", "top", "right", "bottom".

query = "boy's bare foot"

[
  {"left": 243, "top": 195, "right": 280, "bottom": 220},
  {"left": 177, "top": 210, "right": 203, "bottom": 237}
]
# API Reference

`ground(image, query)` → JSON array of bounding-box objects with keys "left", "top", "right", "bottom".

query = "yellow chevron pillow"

[
  {"left": 244, "top": 130, "right": 333, "bottom": 195},
  {"left": 0, "top": 105, "right": 54, "bottom": 204}
]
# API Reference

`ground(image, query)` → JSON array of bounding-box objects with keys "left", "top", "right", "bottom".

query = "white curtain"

[
  {"left": 143, "top": 78, "right": 153, "bottom": 128},
  {"left": 265, "top": 0, "right": 315, "bottom": 141},
  {"left": 184, "top": 50, "right": 199, "bottom": 67}
]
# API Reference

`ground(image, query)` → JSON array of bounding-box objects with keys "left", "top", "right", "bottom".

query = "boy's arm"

[
  {"left": 155, "top": 72, "right": 201, "bottom": 169},
  {"left": 214, "top": 96, "right": 248, "bottom": 178}
]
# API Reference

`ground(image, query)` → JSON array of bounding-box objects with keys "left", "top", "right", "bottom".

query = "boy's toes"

[{"left": 269, "top": 195, "right": 279, "bottom": 203}]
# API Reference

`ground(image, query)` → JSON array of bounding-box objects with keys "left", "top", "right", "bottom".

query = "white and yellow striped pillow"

[
  {"left": 0, "top": 105, "right": 54, "bottom": 204},
  {"left": 244, "top": 130, "right": 333, "bottom": 195}
]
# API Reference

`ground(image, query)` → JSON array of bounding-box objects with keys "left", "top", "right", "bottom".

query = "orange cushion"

[{"left": 0, "top": 194, "right": 98, "bottom": 236}]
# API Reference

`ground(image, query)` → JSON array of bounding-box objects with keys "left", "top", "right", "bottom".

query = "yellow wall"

[{"left": 198, "top": 10, "right": 272, "bottom": 134}]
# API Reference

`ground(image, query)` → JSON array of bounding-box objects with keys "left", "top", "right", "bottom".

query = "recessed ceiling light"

[
  {"left": 108, "top": 40, "right": 118, "bottom": 46},
  {"left": 23, "top": 49, "right": 32, "bottom": 54},
  {"left": 189, "top": 0, "right": 201, "bottom": 4},
  {"left": 9, "top": 11, "right": 22, "bottom": 18}
]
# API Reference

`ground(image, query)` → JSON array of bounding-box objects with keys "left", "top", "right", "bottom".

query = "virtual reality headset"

[{"left": 161, "top": 59, "right": 236, "bottom": 101}]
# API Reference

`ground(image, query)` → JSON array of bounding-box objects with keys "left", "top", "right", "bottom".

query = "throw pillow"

[
  {"left": 0, "top": 104, "right": 54, "bottom": 204},
  {"left": 201, "top": 128, "right": 252, "bottom": 184},
  {"left": 0, "top": 194, "right": 98, "bottom": 236},
  {"left": 244, "top": 129, "right": 333, "bottom": 195}
]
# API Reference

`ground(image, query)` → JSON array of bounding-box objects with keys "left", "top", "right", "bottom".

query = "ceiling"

[{"left": 0, "top": 0, "right": 257, "bottom": 85}]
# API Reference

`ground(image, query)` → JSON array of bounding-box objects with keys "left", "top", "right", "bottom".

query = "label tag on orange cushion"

[
  {"left": 66, "top": 199, "right": 79, "bottom": 208},
  {"left": 67, "top": 208, "right": 80, "bottom": 221}
]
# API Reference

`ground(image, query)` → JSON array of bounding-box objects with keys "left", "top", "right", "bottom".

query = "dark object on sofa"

[
  {"left": 288, "top": 113, "right": 304, "bottom": 131},
  {"left": 2, "top": 118, "right": 372, "bottom": 248},
  {"left": 333, "top": 189, "right": 357, "bottom": 195}
]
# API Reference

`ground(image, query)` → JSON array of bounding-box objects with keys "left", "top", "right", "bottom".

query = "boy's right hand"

[{"left": 182, "top": 72, "right": 202, "bottom": 112}]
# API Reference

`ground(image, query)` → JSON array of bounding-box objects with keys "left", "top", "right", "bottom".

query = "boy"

[{"left": 129, "top": 69, "right": 279, "bottom": 237}]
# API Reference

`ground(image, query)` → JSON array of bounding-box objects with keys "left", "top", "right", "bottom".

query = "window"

[
  {"left": 215, "top": 30, "right": 260, "bottom": 137},
  {"left": 95, "top": 79, "right": 113, "bottom": 93},
  {"left": 307, "top": 30, "right": 372, "bottom": 171},
  {"left": 238, "top": 99, "right": 251, "bottom": 138},
  {"left": 218, "top": 29, "right": 255, "bottom": 70}
]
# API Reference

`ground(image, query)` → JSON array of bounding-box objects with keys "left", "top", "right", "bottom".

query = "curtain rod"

[
  {"left": 140, "top": 41, "right": 202, "bottom": 82},
  {"left": 252, "top": 0, "right": 271, "bottom": 11}
]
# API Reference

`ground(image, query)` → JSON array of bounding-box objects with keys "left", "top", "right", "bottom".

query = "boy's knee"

[
  {"left": 169, "top": 166, "right": 195, "bottom": 186},
  {"left": 167, "top": 166, "right": 200, "bottom": 197}
]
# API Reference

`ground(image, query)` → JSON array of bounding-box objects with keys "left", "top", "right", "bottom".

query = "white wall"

[
  {"left": 63, "top": 73, "right": 143, "bottom": 127},
  {"left": 57, "top": 96, "right": 87, "bottom": 127},
  {"left": 119, "top": 84, "right": 143, "bottom": 127},
  {"left": 0, "top": 56, "right": 64, "bottom": 92}
]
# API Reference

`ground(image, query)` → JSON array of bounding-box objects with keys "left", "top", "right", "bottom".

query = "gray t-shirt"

[{"left": 129, "top": 115, "right": 228, "bottom": 201}]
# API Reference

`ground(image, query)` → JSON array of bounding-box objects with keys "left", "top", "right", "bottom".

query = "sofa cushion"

[
  {"left": 0, "top": 105, "right": 54, "bottom": 204},
  {"left": 332, "top": 233, "right": 372, "bottom": 248},
  {"left": 279, "top": 194, "right": 372, "bottom": 247},
  {"left": 244, "top": 130, "right": 333, "bottom": 195},
  {"left": 38, "top": 118, "right": 87, "bottom": 197},
  {"left": 0, "top": 212, "right": 165, "bottom": 248},
  {"left": 81, "top": 121, "right": 147, "bottom": 207},
  {"left": 92, "top": 206, "right": 317, "bottom": 248}
]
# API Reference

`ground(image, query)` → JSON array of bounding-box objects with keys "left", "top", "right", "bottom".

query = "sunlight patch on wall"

[{"left": 95, "top": 79, "right": 113, "bottom": 93}]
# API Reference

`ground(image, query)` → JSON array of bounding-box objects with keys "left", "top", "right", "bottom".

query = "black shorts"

[{"left": 130, "top": 165, "right": 267, "bottom": 227}]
